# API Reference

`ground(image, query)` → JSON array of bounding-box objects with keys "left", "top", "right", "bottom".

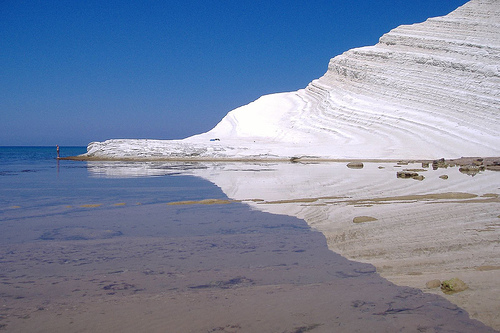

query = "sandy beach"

[
  {"left": 1, "top": 201, "right": 496, "bottom": 333},
  {"left": 2, "top": 155, "right": 499, "bottom": 332}
]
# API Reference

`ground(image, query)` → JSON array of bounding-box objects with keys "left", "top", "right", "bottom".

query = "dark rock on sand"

[
  {"left": 347, "top": 162, "right": 364, "bottom": 169},
  {"left": 397, "top": 171, "right": 419, "bottom": 178},
  {"left": 432, "top": 158, "right": 447, "bottom": 170},
  {"left": 459, "top": 165, "right": 485, "bottom": 176},
  {"left": 397, "top": 171, "right": 424, "bottom": 181}
]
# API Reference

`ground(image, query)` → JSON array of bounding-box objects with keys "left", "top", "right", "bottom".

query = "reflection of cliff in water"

[
  {"left": 87, "top": 160, "right": 500, "bottom": 329},
  {"left": 87, "top": 161, "right": 209, "bottom": 178}
]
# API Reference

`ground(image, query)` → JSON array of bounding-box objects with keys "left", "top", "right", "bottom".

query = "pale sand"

[{"left": 319, "top": 194, "right": 500, "bottom": 329}]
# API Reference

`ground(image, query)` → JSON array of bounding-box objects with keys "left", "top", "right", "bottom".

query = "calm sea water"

[{"left": 0, "top": 146, "right": 221, "bottom": 215}]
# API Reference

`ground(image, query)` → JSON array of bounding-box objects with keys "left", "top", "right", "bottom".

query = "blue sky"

[{"left": 1, "top": 0, "right": 469, "bottom": 146}]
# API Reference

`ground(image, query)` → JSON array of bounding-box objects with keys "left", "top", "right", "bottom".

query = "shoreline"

[{"left": 60, "top": 155, "right": 500, "bottom": 170}]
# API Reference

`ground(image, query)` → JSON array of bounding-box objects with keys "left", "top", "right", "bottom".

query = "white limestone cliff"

[{"left": 83, "top": 0, "right": 500, "bottom": 160}]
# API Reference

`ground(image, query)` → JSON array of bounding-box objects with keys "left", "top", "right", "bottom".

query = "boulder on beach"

[
  {"left": 426, "top": 279, "right": 441, "bottom": 289},
  {"left": 441, "top": 278, "right": 468, "bottom": 294},
  {"left": 347, "top": 162, "right": 364, "bottom": 169}
]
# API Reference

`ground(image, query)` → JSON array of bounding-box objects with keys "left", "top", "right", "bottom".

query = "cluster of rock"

[
  {"left": 426, "top": 278, "right": 469, "bottom": 295},
  {"left": 437, "top": 157, "right": 500, "bottom": 174},
  {"left": 396, "top": 171, "right": 425, "bottom": 180}
]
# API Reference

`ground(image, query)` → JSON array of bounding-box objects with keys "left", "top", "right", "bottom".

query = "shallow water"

[{"left": 0, "top": 147, "right": 497, "bottom": 332}]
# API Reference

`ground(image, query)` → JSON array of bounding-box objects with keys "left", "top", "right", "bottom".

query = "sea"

[
  {"left": 0, "top": 146, "right": 219, "bottom": 213},
  {"left": 0, "top": 146, "right": 496, "bottom": 332}
]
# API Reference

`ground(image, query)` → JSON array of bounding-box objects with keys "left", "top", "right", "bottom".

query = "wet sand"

[
  {"left": 164, "top": 159, "right": 500, "bottom": 331},
  {"left": 0, "top": 201, "right": 495, "bottom": 332}
]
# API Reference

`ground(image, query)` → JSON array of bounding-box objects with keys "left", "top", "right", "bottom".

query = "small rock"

[
  {"left": 397, "top": 171, "right": 419, "bottom": 179},
  {"left": 426, "top": 279, "right": 441, "bottom": 289},
  {"left": 439, "top": 175, "right": 449, "bottom": 180},
  {"left": 459, "top": 165, "right": 484, "bottom": 176},
  {"left": 486, "top": 165, "right": 500, "bottom": 171},
  {"left": 413, "top": 175, "right": 425, "bottom": 181},
  {"left": 432, "top": 158, "right": 447, "bottom": 170},
  {"left": 441, "top": 278, "right": 468, "bottom": 294},
  {"left": 347, "top": 162, "right": 364, "bottom": 169}
]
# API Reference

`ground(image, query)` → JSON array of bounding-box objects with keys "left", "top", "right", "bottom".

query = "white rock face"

[{"left": 84, "top": 0, "right": 500, "bottom": 160}]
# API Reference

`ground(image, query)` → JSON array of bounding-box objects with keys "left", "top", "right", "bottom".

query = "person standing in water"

[{"left": 56, "top": 145, "right": 60, "bottom": 159}]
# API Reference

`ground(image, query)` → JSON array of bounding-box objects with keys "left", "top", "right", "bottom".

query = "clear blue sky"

[{"left": 1, "top": 0, "right": 469, "bottom": 146}]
